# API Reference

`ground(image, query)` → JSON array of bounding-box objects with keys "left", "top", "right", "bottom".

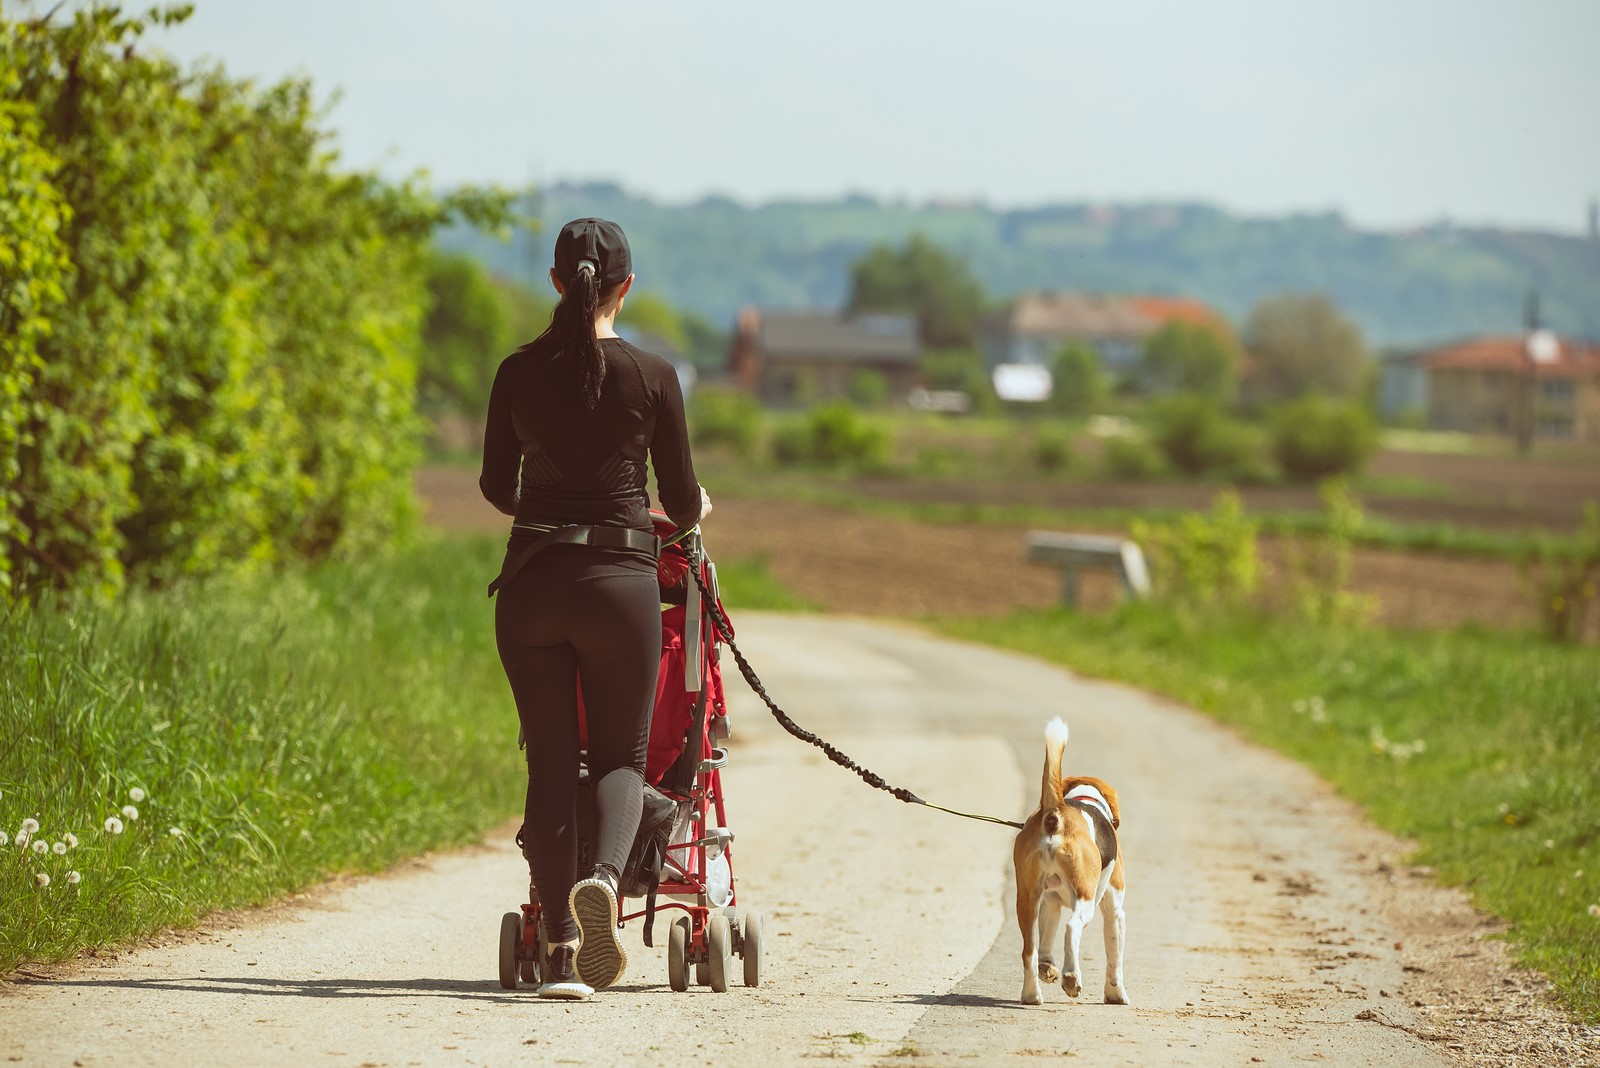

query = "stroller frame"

[{"left": 497, "top": 518, "right": 763, "bottom": 994}]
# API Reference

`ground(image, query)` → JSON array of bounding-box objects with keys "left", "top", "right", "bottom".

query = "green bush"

[
  {"left": 847, "top": 369, "right": 890, "bottom": 409},
  {"left": 1031, "top": 427, "right": 1075, "bottom": 473},
  {"left": 0, "top": 6, "right": 507, "bottom": 600},
  {"left": 1051, "top": 342, "right": 1109, "bottom": 414},
  {"left": 1269, "top": 396, "right": 1379, "bottom": 482},
  {"left": 1130, "top": 490, "right": 1260, "bottom": 608},
  {"left": 1100, "top": 434, "right": 1167, "bottom": 480},
  {"left": 689, "top": 388, "right": 762, "bottom": 456},
  {"left": 770, "top": 403, "right": 890, "bottom": 469},
  {"left": 1147, "top": 395, "right": 1256, "bottom": 478},
  {"left": 1520, "top": 504, "right": 1600, "bottom": 643}
]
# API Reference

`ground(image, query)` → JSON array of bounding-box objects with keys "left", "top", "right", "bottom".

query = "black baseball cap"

[{"left": 553, "top": 217, "right": 632, "bottom": 290}]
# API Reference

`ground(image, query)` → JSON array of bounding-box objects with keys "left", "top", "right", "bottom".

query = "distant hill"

[{"left": 437, "top": 182, "right": 1600, "bottom": 349}]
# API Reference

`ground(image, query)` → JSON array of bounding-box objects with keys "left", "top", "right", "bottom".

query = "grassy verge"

[
  {"left": 930, "top": 603, "right": 1600, "bottom": 1022},
  {"left": 0, "top": 533, "right": 522, "bottom": 973}
]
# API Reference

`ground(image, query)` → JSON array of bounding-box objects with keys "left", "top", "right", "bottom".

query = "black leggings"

[{"left": 495, "top": 546, "right": 661, "bottom": 943}]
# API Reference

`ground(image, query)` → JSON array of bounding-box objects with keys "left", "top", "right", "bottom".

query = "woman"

[{"left": 480, "top": 217, "right": 708, "bottom": 999}]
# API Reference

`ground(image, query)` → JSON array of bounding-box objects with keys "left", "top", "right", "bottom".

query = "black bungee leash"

[{"left": 685, "top": 550, "right": 1025, "bottom": 832}]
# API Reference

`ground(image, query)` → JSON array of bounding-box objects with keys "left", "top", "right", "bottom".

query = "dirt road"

[{"left": 7, "top": 612, "right": 1593, "bottom": 1066}]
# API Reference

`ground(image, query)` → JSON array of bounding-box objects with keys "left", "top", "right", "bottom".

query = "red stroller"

[{"left": 497, "top": 512, "right": 763, "bottom": 993}]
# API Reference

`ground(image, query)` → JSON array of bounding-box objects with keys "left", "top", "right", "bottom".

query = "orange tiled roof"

[
  {"left": 1419, "top": 335, "right": 1600, "bottom": 378},
  {"left": 1126, "top": 296, "right": 1231, "bottom": 332}
]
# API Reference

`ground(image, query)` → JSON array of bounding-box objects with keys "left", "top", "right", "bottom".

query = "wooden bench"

[{"left": 1025, "top": 531, "right": 1151, "bottom": 609}]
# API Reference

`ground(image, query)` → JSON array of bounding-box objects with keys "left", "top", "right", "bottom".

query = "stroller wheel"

[
  {"left": 667, "top": 916, "right": 690, "bottom": 992},
  {"left": 498, "top": 912, "right": 522, "bottom": 990},
  {"left": 707, "top": 913, "right": 733, "bottom": 993},
  {"left": 519, "top": 915, "right": 541, "bottom": 986},
  {"left": 741, "top": 909, "right": 764, "bottom": 988}
]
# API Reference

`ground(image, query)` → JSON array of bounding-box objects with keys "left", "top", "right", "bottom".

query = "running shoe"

[
  {"left": 569, "top": 869, "right": 627, "bottom": 989},
  {"left": 537, "top": 942, "right": 592, "bottom": 1000}
]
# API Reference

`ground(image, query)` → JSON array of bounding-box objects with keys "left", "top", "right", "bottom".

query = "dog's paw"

[
  {"left": 1104, "top": 983, "right": 1129, "bottom": 1005},
  {"left": 1061, "top": 973, "right": 1082, "bottom": 998},
  {"left": 1037, "top": 962, "right": 1060, "bottom": 984}
]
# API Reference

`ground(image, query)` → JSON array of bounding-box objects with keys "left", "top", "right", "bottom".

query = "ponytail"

[{"left": 536, "top": 261, "right": 607, "bottom": 409}]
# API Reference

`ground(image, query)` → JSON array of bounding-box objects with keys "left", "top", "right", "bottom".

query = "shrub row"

[{"left": 0, "top": 7, "right": 502, "bottom": 601}]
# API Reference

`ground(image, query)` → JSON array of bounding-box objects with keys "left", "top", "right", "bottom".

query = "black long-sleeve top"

[{"left": 479, "top": 337, "right": 702, "bottom": 563}]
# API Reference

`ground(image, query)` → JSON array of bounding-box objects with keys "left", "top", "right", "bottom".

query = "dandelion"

[
  {"left": 1587, "top": 903, "right": 1600, "bottom": 919},
  {"left": 1497, "top": 802, "right": 1510, "bottom": 815},
  {"left": 66, "top": 871, "right": 81, "bottom": 886},
  {"left": 0, "top": 831, "right": 8, "bottom": 847},
  {"left": 122, "top": 805, "right": 139, "bottom": 822},
  {"left": 52, "top": 841, "right": 67, "bottom": 855},
  {"left": 14, "top": 831, "right": 28, "bottom": 849},
  {"left": 129, "top": 787, "right": 146, "bottom": 803},
  {"left": 1545, "top": 839, "right": 1556, "bottom": 849},
  {"left": 20, "top": 818, "right": 39, "bottom": 835},
  {"left": 63, "top": 833, "right": 77, "bottom": 849},
  {"left": 168, "top": 827, "right": 183, "bottom": 838},
  {"left": 104, "top": 816, "right": 124, "bottom": 835},
  {"left": 31, "top": 840, "right": 48, "bottom": 856},
  {"left": 34, "top": 872, "right": 48, "bottom": 888}
]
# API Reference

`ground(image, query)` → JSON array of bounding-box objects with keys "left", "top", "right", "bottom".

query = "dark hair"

[{"left": 536, "top": 263, "right": 609, "bottom": 409}]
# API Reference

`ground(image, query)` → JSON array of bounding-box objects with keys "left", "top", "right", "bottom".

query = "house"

[
  {"left": 727, "top": 308, "right": 920, "bottom": 406},
  {"left": 1384, "top": 334, "right": 1600, "bottom": 442},
  {"left": 980, "top": 292, "right": 1230, "bottom": 377}
]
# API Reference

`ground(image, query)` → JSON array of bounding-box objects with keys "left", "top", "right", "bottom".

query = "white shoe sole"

[{"left": 570, "top": 878, "right": 627, "bottom": 989}]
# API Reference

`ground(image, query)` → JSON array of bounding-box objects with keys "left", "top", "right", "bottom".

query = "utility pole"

[{"left": 1517, "top": 290, "right": 1539, "bottom": 457}]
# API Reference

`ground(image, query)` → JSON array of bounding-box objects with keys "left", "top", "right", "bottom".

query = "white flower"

[
  {"left": 129, "top": 787, "right": 146, "bottom": 803},
  {"left": 122, "top": 805, "right": 139, "bottom": 822},
  {"left": 63, "top": 833, "right": 78, "bottom": 849},
  {"left": 31, "top": 840, "right": 48, "bottom": 856},
  {"left": 0, "top": 831, "right": 8, "bottom": 847},
  {"left": 52, "top": 841, "right": 67, "bottom": 855},
  {"left": 14, "top": 831, "right": 27, "bottom": 849},
  {"left": 1588, "top": 903, "right": 1600, "bottom": 919},
  {"left": 1545, "top": 839, "right": 1556, "bottom": 849},
  {"left": 34, "top": 872, "right": 49, "bottom": 888},
  {"left": 66, "top": 871, "right": 81, "bottom": 885},
  {"left": 168, "top": 827, "right": 183, "bottom": 838},
  {"left": 20, "top": 818, "right": 39, "bottom": 835},
  {"left": 104, "top": 816, "right": 124, "bottom": 835}
]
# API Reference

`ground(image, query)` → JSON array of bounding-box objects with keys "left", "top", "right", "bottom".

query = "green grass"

[
  {"left": 711, "top": 555, "right": 820, "bottom": 612},
  {"left": 930, "top": 603, "right": 1600, "bottom": 1023},
  {"left": 0, "top": 532, "right": 522, "bottom": 973}
]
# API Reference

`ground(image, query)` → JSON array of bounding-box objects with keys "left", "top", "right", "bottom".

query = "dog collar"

[{"left": 1064, "top": 787, "right": 1113, "bottom": 827}]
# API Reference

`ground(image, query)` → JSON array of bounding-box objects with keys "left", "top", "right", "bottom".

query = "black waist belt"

[{"left": 487, "top": 524, "right": 660, "bottom": 597}]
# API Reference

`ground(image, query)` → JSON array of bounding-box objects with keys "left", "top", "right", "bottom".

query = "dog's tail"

[{"left": 1040, "top": 717, "right": 1069, "bottom": 813}]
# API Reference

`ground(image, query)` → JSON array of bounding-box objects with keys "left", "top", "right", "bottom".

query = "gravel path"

[{"left": 8, "top": 613, "right": 1593, "bottom": 1065}]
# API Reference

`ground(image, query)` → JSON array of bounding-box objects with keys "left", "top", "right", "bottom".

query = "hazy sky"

[{"left": 145, "top": 0, "right": 1598, "bottom": 233}]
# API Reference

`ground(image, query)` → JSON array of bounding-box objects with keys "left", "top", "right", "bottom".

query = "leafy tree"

[
  {"left": 420, "top": 252, "right": 509, "bottom": 420},
  {"left": 0, "top": 34, "right": 71, "bottom": 601},
  {"left": 617, "top": 290, "right": 688, "bottom": 354},
  {"left": 1, "top": 4, "right": 509, "bottom": 597},
  {"left": 491, "top": 273, "right": 554, "bottom": 349},
  {"left": 848, "top": 234, "right": 985, "bottom": 348},
  {"left": 1137, "top": 321, "right": 1240, "bottom": 402},
  {"left": 680, "top": 310, "right": 729, "bottom": 371},
  {"left": 1147, "top": 395, "right": 1256, "bottom": 478},
  {"left": 1051, "top": 341, "right": 1109, "bottom": 413},
  {"left": 847, "top": 369, "right": 890, "bottom": 409},
  {"left": 917, "top": 347, "right": 998, "bottom": 415},
  {"left": 1268, "top": 396, "right": 1378, "bottom": 481},
  {"left": 1242, "top": 293, "right": 1368, "bottom": 406}
]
